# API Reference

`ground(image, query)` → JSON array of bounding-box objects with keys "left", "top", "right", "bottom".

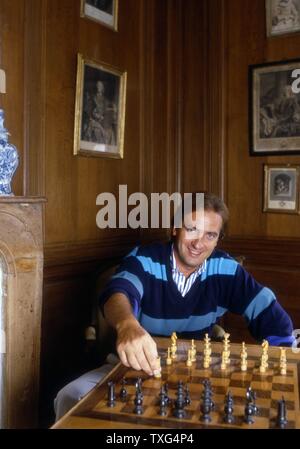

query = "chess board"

[{"left": 53, "top": 338, "right": 300, "bottom": 429}]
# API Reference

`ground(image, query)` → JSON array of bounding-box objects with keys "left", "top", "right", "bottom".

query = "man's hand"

[{"left": 116, "top": 318, "right": 161, "bottom": 377}]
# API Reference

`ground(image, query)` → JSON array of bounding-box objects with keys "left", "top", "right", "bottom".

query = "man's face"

[{"left": 172, "top": 210, "right": 222, "bottom": 272}]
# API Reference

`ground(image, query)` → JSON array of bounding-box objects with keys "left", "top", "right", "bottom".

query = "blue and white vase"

[{"left": 0, "top": 109, "right": 19, "bottom": 195}]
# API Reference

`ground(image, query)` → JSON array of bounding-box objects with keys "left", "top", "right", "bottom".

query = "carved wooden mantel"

[{"left": 0, "top": 197, "right": 45, "bottom": 428}]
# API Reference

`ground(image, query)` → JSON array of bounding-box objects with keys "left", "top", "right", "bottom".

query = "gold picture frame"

[
  {"left": 73, "top": 54, "right": 127, "bottom": 159},
  {"left": 80, "top": 0, "right": 118, "bottom": 31},
  {"left": 263, "top": 164, "right": 300, "bottom": 213}
]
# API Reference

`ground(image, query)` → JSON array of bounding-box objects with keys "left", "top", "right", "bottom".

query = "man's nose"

[{"left": 191, "top": 235, "right": 206, "bottom": 248}]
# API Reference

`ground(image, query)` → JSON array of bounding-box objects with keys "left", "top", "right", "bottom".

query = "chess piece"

[
  {"left": 202, "top": 380, "right": 214, "bottom": 410},
  {"left": 119, "top": 377, "right": 127, "bottom": 401},
  {"left": 133, "top": 391, "right": 144, "bottom": 415},
  {"left": 191, "top": 339, "right": 197, "bottom": 362},
  {"left": 241, "top": 342, "right": 248, "bottom": 372},
  {"left": 223, "top": 333, "right": 231, "bottom": 365},
  {"left": 276, "top": 397, "right": 288, "bottom": 428},
  {"left": 200, "top": 396, "right": 212, "bottom": 423},
  {"left": 203, "top": 334, "right": 212, "bottom": 368},
  {"left": 171, "top": 344, "right": 177, "bottom": 360},
  {"left": 173, "top": 381, "right": 186, "bottom": 419},
  {"left": 107, "top": 381, "right": 116, "bottom": 407},
  {"left": 186, "top": 349, "right": 193, "bottom": 367},
  {"left": 158, "top": 393, "right": 168, "bottom": 416},
  {"left": 154, "top": 356, "right": 162, "bottom": 378},
  {"left": 280, "top": 347, "right": 287, "bottom": 375},
  {"left": 220, "top": 351, "right": 227, "bottom": 370},
  {"left": 184, "top": 384, "right": 191, "bottom": 406},
  {"left": 244, "top": 401, "right": 255, "bottom": 424},
  {"left": 223, "top": 391, "right": 235, "bottom": 424},
  {"left": 171, "top": 332, "right": 177, "bottom": 350},
  {"left": 246, "top": 387, "right": 258, "bottom": 416},
  {"left": 166, "top": 347, "right": 172, "bottom": 366},
  {"left": 260, "top": 340, "right": 269, "bottom": 373}
]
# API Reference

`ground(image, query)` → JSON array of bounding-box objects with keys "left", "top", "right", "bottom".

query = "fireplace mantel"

[{"left": 0, "top": 197, "right": 46, "bottom": 428}]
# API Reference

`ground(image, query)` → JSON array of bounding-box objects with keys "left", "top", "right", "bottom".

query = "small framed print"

[
  {"left": 73, "top": 54, "right": 127, "bottom": 158},
  {"left": 266, "top": 0, "right": 300, "bottom": 37},
  {"left": 263, "top": 164, "right": 300, "bottom": 213},
  {"left": 81, "top": 0, "right": 118, "bottom": 31}
]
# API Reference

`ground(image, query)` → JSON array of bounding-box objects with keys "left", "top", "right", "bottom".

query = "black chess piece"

[
  {"left": 107, "top": 381, "right": 116, "bottom": 407},
  {"left": 134, "top": 391, "right": 144, "bottom": 415},
  {"left": 173, "top": 381, "right": 187, "bottom": 419},
  {"left": 119, "top": 377, "right": 127, "bottom": 401},
  {"left": 223, "top": 391, "right": 235, "bottom": 424},
  {"left": 163, "top": 383, "right": 170, "bottom": 405},
  {"left": 244, "top": 401, "right": 254, "bottom": 424},
  {"left": 135, "top": 377, "right": 143, "bottom": 400},
  {"left": 201, "top": 379, "right": 214, "bottom": 410},
  {"left": 277, "top": 397, "right": 288, "bottom": 428},
  {"left": 200, "top": 396, "right": 212, "bottom": 423},
  {"left": 184, "top": 384, "right": 191, "bottom": 406},
  {"left": 159, "top": 392, "right": 168, "bottom": 416}
]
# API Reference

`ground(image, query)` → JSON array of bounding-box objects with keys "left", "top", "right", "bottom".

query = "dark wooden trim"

[{"left": 220, "top": 236, "right": 300, "bottom": 270}]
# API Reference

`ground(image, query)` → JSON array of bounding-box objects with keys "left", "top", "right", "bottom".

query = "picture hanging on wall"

[
  {"left": 263, "top": 164, "right": 300, "bottom": 213},
  {"left": 266, "top": 0, "right": 300, "bottom": 37},
  {"left": 249, "top": 59, "right": 300, "bottom": 155},
  {"left": 81, "top": 0, "right": 118, "bottom": 31},
  {"left": 73, "top": 54, "right": 127, "bottom": 158}
]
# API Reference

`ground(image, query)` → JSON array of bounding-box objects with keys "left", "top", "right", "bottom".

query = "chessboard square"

[
  {"left": 254, "top": 389, "right": 272, "bottom": 399},
  {"left": 230, "top": 372, "right": 253, "bottom": 382},
  {"left": 272, "top": 375, "right": 295, "bottom": 385},
  {"left": 252, "top": 374, "right": 273, "bottom": 383},
  {"left": 229, "top": 379, "right": 251, "bottom": 389},
  {"left": 271, "top": 390, "right": 296, "bottom": 402},
  {"left": 272, "top": 383, "right": 294, "bottom": 392},
  {"left": 270, "top": 398, "right": 295, "bottom": 411},
  {"left": 229, "top": 387, "right": 248, "bottom": 399},
  {"left": 251, "top": 380, "right": 273, "bottom": 391}
]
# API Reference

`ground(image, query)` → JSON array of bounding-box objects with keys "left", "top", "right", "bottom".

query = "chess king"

[{"left": 54, "top": 192, "right": 295, "bottom": 421}]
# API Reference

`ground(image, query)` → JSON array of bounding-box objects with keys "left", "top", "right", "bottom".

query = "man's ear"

[{"left": 172, "top": 227, "right": 177, "bottom": 237}]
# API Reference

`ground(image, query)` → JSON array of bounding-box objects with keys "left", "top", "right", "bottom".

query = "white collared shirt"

[{"left": 171, "top": 246, "right": 207, "bottom": 297}]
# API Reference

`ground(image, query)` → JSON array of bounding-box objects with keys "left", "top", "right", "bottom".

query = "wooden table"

[{"left": 53, "top": 337, "right": 300, "bottom": 429}]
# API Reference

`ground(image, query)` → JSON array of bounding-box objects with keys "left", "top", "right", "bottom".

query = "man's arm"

[{"left": 103, "top": 293, "right": 161, "bottom": 376}]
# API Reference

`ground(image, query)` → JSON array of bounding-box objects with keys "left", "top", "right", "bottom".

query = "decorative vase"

[{"left": 0, "top": 109, "right": 19, "bottom": 195}]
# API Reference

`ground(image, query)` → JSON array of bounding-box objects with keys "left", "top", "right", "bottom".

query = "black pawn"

[
  {"left": 185, "top": 384, "right": 191, "bottom": 406},
  {"left": 173, "top": 381, "right": 186, "bottom": 419},
  {"left": 119, "top": 377, "right": 127, "bottom": 401},
  {"left": 277, "top": 397, "right": 288, "bottom": 428},
  {"left": 244, "top": 402, "right": 254, "bottom": 424},
  {"left": 223, "top": 391, "right": 235, "bottom": 424},
  {"left": 200, "top": 396, "right": 212, "bottom": 423},
  {"left": 134, "top": 391, "right": 144, "bottom": 415},
  {"left": 159, "top": 392, "right": 168, "bottom": 416},
  {"left": 107, "top": 381, "right": 116, "bottom": 407}
]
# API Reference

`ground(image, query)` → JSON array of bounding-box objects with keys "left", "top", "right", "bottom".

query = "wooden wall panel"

[
  {"left": 0, "top": 0, "right": 25, "bottom": 196},
  {"left": 226, "top": 0, "right": 300, "bottom": 239}
]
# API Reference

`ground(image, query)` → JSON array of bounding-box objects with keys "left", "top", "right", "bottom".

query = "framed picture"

[
  {"left": 263, "top": 164, "right": 300, "bottom": 213},
  {"left": 73, "top": 54, "right": 127, "bottom": 158},
  {"left": 80, "top": 0, "right": 118, "bottom": 31},
  {"left": 249, "top": 59, "right": 300, "bottom": 155},
  {"left": 266, "top": 0, "right": 300, "bottom": 37}
]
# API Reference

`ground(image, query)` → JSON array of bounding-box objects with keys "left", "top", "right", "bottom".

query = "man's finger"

[{"left": 126, "top": 352, "right": 142, "bottom": 371}]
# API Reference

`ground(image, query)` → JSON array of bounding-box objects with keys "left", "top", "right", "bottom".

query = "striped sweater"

[{"left": 99, "top": 242, "right": 294, "bottom": 346}]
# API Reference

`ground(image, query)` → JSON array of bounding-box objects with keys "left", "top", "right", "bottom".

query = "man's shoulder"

[
  {"left": 125, "top": 241, "right": 171, "bottom": 261},
  {"left": 208, "top": 249, "right": 236, "bottom": 261}
]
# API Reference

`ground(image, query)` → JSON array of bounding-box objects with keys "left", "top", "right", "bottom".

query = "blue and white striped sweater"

[{"left": 100, "top": 242, "right": 294, "bottom": 346}]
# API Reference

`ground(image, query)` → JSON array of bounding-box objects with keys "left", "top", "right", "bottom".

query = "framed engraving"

[{"left": 74, "top": 54, "right": 127, "bottom": 158}]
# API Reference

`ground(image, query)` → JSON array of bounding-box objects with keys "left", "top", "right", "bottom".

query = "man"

[{"left": 54, "top": 192, "right": 294, "bottom": 419}]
